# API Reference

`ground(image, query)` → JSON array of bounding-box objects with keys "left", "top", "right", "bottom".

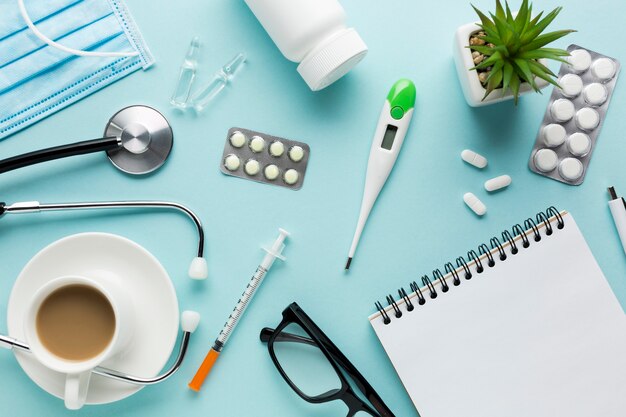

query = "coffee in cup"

[
  {"left": 36, "top": 284, "right": 116, "bottom": 361},
  {"left": 24, "top": 275, "right": 134, "bottom": 409}
]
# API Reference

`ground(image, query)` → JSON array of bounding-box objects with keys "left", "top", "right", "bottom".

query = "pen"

[{"left": 607, "top": 186, "right": 626, "bottom": 254}]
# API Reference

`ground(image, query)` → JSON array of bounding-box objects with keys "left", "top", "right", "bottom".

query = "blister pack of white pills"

[
  {"left": 529, "top": 45, "right": 620, "bottom": 185},
  {"left": 220, "top": 127, "right": 310, "bottom": 190}
]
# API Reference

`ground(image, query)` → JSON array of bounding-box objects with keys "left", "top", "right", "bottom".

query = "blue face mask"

[{"left": 0, "top": 0, "right": 154, "bottom": 139}]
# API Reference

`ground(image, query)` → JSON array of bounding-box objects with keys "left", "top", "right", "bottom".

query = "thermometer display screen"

[{"left": 381, "top": 125, "right": 398, "bottom": 150}]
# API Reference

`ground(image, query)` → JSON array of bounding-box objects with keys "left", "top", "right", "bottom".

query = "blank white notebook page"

[{"left": 370, "top": 212, "right": 626, "bottom": 417}]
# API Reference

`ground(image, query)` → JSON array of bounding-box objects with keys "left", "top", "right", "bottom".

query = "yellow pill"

[
  {"left": 288, "top": 146, "right": 304, "bottom": 162},
  {"left": 244, "top": 159, "right": 260, "bottom": 175},
  {"left": 264, "top": 164, "right": 280, "bottom": 180},
  {"left": 283, "top": 169, "right": 299, "bottom": 185},
  {"left": 269, "top": 141, "right": 285, "bottom": 157}
]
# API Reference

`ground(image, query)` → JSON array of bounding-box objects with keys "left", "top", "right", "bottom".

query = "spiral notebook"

[{"left": 369, "top": 208, "right": 626, "bottom": 417}]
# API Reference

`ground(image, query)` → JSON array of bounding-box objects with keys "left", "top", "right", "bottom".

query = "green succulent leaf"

[
  {"left": 528, "top": 60, "right": 560, "bottom": 88},
  {"left": 472, "top": 4, "right": 498, "bottom": 32},
  {"left": 519, "top": 29, "right": 576, "bottom": 52},
  {"left": 505, "top": 2, "right": 515, "bottom": 25},
  {"left": 495, "top": 0, "right": 506, "bottom": 20},
  {"left": 513, "top": 58, "right": 537, "bottom": 90},
  {"left": 513, "top": 0, "right": 529, "bottom": 33},
  {"left": 510, "top": 75, "right": 521, "bottom": 105},
  {"left": 502, "top": 61, "right": 514, "bottom": 94},
  {"left": 521, "top": 7, "right": 564, "bottom": 44},
  {"left": 518, "top": 48, "right": 569, "bottom": 64},
  {"left": 469, "top": 1, "right": 575, "bottom": 105},
  {"left": 469, "top": 45, "right": 496, "bottom": 56}
]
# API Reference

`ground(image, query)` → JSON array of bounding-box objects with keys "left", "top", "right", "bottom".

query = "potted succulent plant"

[{"left": 453, "top": 0, "right": 574, "bottom": 106}]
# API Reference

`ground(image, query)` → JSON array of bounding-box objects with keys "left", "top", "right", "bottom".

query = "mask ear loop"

[{"left": 18, "top": 0, "right": 139, "bottom": 58}]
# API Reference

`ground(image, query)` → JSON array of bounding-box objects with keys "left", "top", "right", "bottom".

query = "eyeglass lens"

[{"left": 273, "top": 322, "right": 342, "bottom": 398}]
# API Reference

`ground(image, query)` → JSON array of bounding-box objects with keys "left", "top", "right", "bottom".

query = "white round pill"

[
  {"left": 558, "top": 157, "right": 584, "bottom": 181},
  {"left": 550, "top": 99, "right": 575, "bottom": 122},
  {"left": 244, "top": 159, "right": 260, "bottom": 175},
  {"left": 223, "top": 154, "right": 241, "bottom": 171},
  {"left": 591, "top": 57, "right": 617, "bottom": 80},
  {"left": 559, "top": 74, "right": 583, "bottom": 97},
  {"left": 568, "top": 49, "right": 592, "bottom": 72},
  {"left": 269, "top": 141, "right": 285, "bottom": 157},
  {"left": 283, "top": 168, "right": 299, "bottom": 185},
  {"left": 575, "top": 107, "right": 600, "bottom": 131},
  {"left": 229, "top": 131, "right": 246, "bottom": 148},
  {"left": 542, "top": 124, "right": 566, "bottom": 147},
  {"left": 583, "top": 83, "right": 607, "bottom": 106},
  {"left": 534, "top": 149, "right": 558, "bottom": 172},
  {"left": 289, "top": 146, "right": 305, "bottom": 162},
  {"left": 566, "top": 132, "right": 591, "bottom": 157},
  {"left": 264, "top": 164, "right": 280, "bottom": 180},
  {"left": 249, "top": 136, "right": 265, "bottom": 153}
]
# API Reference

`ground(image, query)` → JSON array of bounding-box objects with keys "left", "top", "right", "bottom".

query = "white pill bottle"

[{"left": 244, "top": 0, "right": 368, "bottom": 91}]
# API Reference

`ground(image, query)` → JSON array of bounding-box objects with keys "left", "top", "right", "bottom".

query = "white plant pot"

[{"left": 453, "top": 21, "right": 549, "bottom": 107}]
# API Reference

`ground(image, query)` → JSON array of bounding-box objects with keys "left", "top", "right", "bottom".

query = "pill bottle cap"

[{"left": 297, "top": 28, "right": 368, "bottom": 91}]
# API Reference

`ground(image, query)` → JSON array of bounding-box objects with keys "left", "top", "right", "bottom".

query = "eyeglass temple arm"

[
  {"left": 259, "top": 328, "right": 395, "bottom": 417},
  {"left": 260, "top": 327, "right": 318, "bottom": 346}
]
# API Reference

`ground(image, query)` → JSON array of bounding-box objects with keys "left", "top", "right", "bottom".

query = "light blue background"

[{"left": 1, "top": 0, "right": 626, "bottom": 415}]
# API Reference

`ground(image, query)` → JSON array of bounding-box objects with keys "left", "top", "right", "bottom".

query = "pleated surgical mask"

[{"left": 0, "top": 0, "right": 154, "bottom": 139}]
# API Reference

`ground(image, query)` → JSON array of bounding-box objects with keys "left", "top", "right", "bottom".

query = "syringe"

[{"left": 188, "top": 228, "right": 289, "bottom": 392}]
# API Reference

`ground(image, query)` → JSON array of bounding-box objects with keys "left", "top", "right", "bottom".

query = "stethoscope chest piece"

[{"left": 105, "top": 106, "right": 173, "bottom": 175}]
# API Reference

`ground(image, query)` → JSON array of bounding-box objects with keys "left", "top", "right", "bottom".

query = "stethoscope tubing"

[
  {"left": 0, "top": 137, "right": 121, "bottom": 174},
  {"left": 1, "top": 200, "right": 205, "bottom": 258},
  {"left": 1, "top": 331, "right": 192, "bottom": 386}
]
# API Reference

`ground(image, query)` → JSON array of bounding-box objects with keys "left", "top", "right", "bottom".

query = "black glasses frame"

[{"left": 260, "top": 302, "right": 395, "bottom": 417}]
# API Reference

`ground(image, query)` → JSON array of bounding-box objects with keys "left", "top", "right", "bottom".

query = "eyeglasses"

[{"left": 260, "top": 302, "right": 395, "bottom": 417}]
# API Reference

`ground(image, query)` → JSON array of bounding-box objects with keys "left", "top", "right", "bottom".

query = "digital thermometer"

[{"left": 345, "top": 79, "right": 416, "bottom": 270}]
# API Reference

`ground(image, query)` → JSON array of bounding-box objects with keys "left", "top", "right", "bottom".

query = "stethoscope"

[
  {"left": 0, "top": 105, "right": 173, "bottom": 176},
  {"left": 0, "top": 198, "right": 210, "bottom": 384}
]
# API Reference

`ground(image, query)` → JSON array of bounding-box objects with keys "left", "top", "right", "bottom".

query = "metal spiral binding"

[{"left": 374, "top": 206, "right": 565, "bottom": 324}]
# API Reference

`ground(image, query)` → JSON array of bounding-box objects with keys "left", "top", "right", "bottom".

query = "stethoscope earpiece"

[{"left": 188, "top": 257, "right": 209, "bottom": 280}]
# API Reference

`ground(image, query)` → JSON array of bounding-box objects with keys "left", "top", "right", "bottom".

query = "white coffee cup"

[{"left": 23, "top": 275, "right": 133, "bottom": 410}]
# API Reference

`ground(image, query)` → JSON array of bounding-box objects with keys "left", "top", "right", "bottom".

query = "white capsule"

[
  {"left": 463, "top": 192, "right": 486, "bottom": 216},
  {"left": 461, "top": 149, "right": 487, "bottom": 169},
  {"left": 484, "top": 175, "right": 512, "bottom": 192}
]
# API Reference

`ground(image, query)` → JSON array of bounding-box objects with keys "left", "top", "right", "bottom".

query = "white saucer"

[{"left": 7, "top": 233, "right": 179, "bottom": 405}]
